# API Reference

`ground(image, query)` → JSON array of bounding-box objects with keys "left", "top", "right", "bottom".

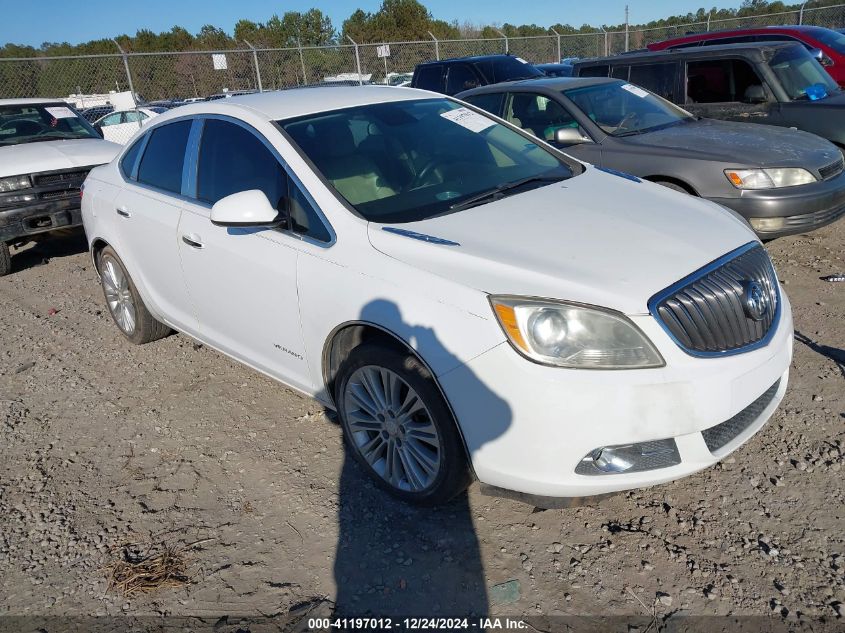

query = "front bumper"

[
  {"left": 708, "top": 170, "right": 845, "bottom": 238},
  {"left": 0, "top": 197, "right": 83, "bottom": 242},
  {"left": 438, "top": 293, "right": 793, "bottom": 499}
]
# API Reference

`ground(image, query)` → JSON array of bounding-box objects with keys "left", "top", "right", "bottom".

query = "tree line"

[{"left": 1, "top": 0, "right": 843, "bottom": 58}]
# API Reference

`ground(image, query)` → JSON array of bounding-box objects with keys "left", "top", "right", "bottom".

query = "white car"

[
  {"left": 81, "top": 87, "right": 792, "bottom": 506},
  {"left": 0, "top": 98, "right": 120, "bottom": 276},
  {"left": 93, "top": 107, "right": 164, "bottom": 144}
]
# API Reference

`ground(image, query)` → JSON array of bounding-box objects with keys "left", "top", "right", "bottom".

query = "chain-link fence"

[{"left": 3, "top": 3, "right": 845, "bottom": 144}]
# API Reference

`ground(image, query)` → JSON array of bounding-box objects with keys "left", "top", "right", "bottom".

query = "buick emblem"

[{"left": 743, "top": 281, "right": 769, "bottom": 321}]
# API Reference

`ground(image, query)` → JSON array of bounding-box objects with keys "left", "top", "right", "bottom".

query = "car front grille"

[
  {"left": 33, "top": 169, "right": 89, "bottom": 188},
  {"left": 649, "top": 243, "right": 779, "bottom": 356},
  {"left": 701, "top": 379, "right": 780, "bottom": 453},
  {"left": 819, "top": 157, "right": 844, "bottom": 181}
]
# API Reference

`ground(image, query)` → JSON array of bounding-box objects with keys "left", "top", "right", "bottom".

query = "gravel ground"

[{"left": 0, "top": 221, "right": 843, "bottom": 627}]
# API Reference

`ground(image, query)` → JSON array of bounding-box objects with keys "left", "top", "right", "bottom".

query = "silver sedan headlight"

[
  {"left": 490, "top": 296, "right": 664, "bottom": 369},
  {"left": 725, "top": 168, "right": 816, "bottom": 189},
  {"left": 0, "top": 175, "right": 31, "bottom": 193}
]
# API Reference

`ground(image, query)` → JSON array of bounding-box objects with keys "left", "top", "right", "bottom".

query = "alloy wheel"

[
  {"left": 102, "top": 257, "right": 136, "bottom": 334},
  {"left": 343, "top": 365, "right": 442, "bottom": 492}
]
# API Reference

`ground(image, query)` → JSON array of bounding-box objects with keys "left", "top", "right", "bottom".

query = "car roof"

[
  {"left": 459, "top": 76, "right": 618, "bottom": 97},
  {"left": 0, "top": 98, "right": 69, "bottom": 106},
  {"left": 148, "top": 86, "right": 439, "bottom": 123},
  {"left": 658, "top": 23, "right": 837, "bottom": 43},
  {"left": 418, "top": 54, "right": 518, "bottom": 66},
  {"left": 577, "top": 40, "right": 797, "bottom": 64}
]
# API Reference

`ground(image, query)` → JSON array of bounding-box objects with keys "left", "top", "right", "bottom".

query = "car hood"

[
  {"left": 621, "top": 118, "right": 840, "bottom": 168},
  {"left": 368, "top": 167, "right": 757, "bottom": 315},
  {"left": 0, "top": 138, "right": 121, "bottom": 178}
]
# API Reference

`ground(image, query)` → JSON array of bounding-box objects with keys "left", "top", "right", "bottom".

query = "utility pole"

[{"left": 624, "top": 5, "right": 630, "bottom": 53}]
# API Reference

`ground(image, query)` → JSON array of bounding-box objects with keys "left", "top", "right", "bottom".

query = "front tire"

[
  {"left": 0, "top": 241, "right": 10, "bottom": 277},
  {"left": 98, "top": 246, "right": 170, "bottom": 345},
  {"left": 335, "top": 344, "right": 470, "bottom": 506}
]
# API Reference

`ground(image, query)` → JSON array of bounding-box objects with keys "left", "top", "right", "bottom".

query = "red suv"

[{"left": 648, "top": 25, "right": 845, "bottom": 87}]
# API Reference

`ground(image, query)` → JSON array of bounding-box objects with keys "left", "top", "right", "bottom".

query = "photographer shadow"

[{"left": 332, "top": 299, "right": 512, "bottom": 617}]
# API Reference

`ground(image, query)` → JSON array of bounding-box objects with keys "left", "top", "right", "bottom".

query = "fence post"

[
  {"left": 428, "top": 31, "right": 440, "bottom": 61},
  {"left": 112, "top": 38, "right": 136, "bottom": 100},
  {"left": 624, "top": 5, "right": 630, "bottom": 52},
  {"left": 496, "top": 29, "right": 509, "bottom": 54},
  {"left": 600, "top": 27, "right": 608, "bottom": 56},
  {"left": 297, "top": 38, "right": 308, "bottom": 85},
  {"left": 243, "top": 40, "right": 263, "bottom": 92},
  {"left": 347, "top": 35, "right": 363, "bottom": 85},
  {"left": 799, "top": 1, "right": 808, "bottom": 24},
  {"left": 707, "top": 11, "right": 712, "bottom": 31},
  {"left": 550, "top": 28, "right": 561, "bottom": 62}
]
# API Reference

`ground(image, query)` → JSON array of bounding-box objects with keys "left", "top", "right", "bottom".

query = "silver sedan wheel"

[
  {"left": 102, "top": 257, "right": 136, "bottom": 335},
  {"left": 343, "top": 365, "right": 442, "bottom": 492}
]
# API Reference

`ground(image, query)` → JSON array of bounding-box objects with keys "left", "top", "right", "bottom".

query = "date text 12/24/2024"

[{"left": 308, "top": 617, "right": 529, "bottom": 630}]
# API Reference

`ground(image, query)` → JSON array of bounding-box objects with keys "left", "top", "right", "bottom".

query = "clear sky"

[{"left": 0, "top": 0, "right": 741, "bottom": 47}]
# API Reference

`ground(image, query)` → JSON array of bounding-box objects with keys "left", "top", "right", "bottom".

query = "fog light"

[
  {"left": 749, "top": 217, "right": 787, "bottom": 232},
  {"left": 576, "top": 439, "right": 681, "bottom": 475}
]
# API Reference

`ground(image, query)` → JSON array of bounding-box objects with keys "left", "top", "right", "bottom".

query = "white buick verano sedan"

[{"left": 81, "top": 86, "right": 792, "bottom": 506}]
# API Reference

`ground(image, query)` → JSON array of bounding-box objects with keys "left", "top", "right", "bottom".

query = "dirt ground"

[{"left": 0, "top": 220, "right": 843, "bottom": 628}]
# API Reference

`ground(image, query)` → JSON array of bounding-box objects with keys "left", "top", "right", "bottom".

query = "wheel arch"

[
  {"left": 643, "top": 175, "right": 699, "bottom": 196},
  {"left": 321, "top": 320, "right": 474, "bottom": 469},
  {"left": 89, "top": 237, "right": 110, "bottom": 273}
]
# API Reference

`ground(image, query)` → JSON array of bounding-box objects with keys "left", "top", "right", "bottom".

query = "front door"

[{"left": 177, "top": 117, "right": 312, "bottom": 390}]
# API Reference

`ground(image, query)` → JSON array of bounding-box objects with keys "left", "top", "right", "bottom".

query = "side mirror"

[
  {"left": 554, "top": 127, "right": 591, "bottom": 145},
  {"left": 210, "top": 189, "right": 283, "bottom": 227},
  {"left": 809, "top": 47, "right": 824, "bottom": 61},
  {"left": 744, "top": 85, "right": 767, "bottom": 104}
]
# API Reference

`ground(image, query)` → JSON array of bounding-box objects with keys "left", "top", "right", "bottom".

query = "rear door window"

[
  {"left": 686, "top": 58, "right": 764, "bottom": 104},
  {"left": 414, "top": 65, "right": 444, "bottom": 92},
  {"left": 611, "top": 65, "right": 630, "bottom": 80},
  {"left": 461, "top": 92, "right": 504, "bottom": 116},
  {"left": 446, "top": 64, "right": 481, "bottom": 95},
  {"left": 136, "top": 120, "right": 192, "bottom": 194},
  {"left": 578, "top": 64, "right": 610, "bottom": 77},
  {"left": 629, "top": 63, "right": 678, "bottom": 100}
]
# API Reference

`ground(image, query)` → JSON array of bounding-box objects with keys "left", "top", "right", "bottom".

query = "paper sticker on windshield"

[
  {"left": 440, "top": 107, "right": 496, "bottom": 133},
  {"left": 44, "top": 106, "right": 77, "bottom": 119},
  {"left": 515, "top": 57, "right": 528, "bottom": 64},
  {"left": 621, "top": 84, "right": 649, "bottom": 98}
]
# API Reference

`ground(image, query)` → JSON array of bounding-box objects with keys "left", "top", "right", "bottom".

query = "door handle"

[
  {"left": 182, "top": 234, "right": 204, "bottom": 249},
  {"left": 116, "top": 206, "right": 131, "bottom": 218}
]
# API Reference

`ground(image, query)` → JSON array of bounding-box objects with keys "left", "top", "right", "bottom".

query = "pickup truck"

[{"left": 0, "top": 99, "right": 120, "bottom": 275}]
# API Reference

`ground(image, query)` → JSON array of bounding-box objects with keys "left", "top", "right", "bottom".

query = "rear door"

[{"left": 112, "top": 119, "right": 196, "bottom": 331}]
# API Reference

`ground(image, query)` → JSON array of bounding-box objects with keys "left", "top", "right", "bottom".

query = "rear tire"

[
  {"left": 0, "top": 242, "right": 10, "bottom": 277},
  {"left": 98, "top": 246, "right": 170, "bottom": 345},
  {"left": 335, "top": 343, "right": 471, "bottom": 506}
]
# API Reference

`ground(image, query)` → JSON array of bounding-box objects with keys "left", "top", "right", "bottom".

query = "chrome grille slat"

[{"left": 649, "top": 244, "right": 779, "bottom": 356}]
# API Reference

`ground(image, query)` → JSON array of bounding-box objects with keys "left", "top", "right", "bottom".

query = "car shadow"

[
  {"left": 794, "top": 330, "right": 845, "bottom": 379},
  {"left": 332, "top": 299, "right": 512, "bottom": 617},
  {"left": 8, "top": 228, "right": 88, "bottom": 275}
]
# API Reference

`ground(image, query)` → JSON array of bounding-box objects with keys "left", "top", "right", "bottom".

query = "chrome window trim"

[{"left": 647, "top": 241, "right": 782, "bottom": 358}]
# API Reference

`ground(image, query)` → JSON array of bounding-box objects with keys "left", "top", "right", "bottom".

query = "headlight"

[
  {"left": 725, "top": 168, "right": 816, "bottom": 189},
  {"left": 490, "top": 296, "right": 664, "bottom": 369},
  {"left": 0, "top": 175, "right": 31, "bottom": 193}
]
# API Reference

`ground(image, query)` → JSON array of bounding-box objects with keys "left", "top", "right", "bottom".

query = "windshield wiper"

[{"left": 448, "top": 175, "right": 566, "bottom": 212}]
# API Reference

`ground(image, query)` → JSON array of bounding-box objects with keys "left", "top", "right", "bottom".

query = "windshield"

[
  {"left": 768, "top": 45, "right": 839, "bottom": 100},
  {"left": 0, "top": 103, "right": 100, "bottom": 145},
  {"left": 563, "top": 81, "right": 692, "bottom": 137},
  {"left": 280, "top": 98, "right": 576, "bottom": 223},
  {"left": 807, "top": 27, "right": 845, "bottom": 54}
]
